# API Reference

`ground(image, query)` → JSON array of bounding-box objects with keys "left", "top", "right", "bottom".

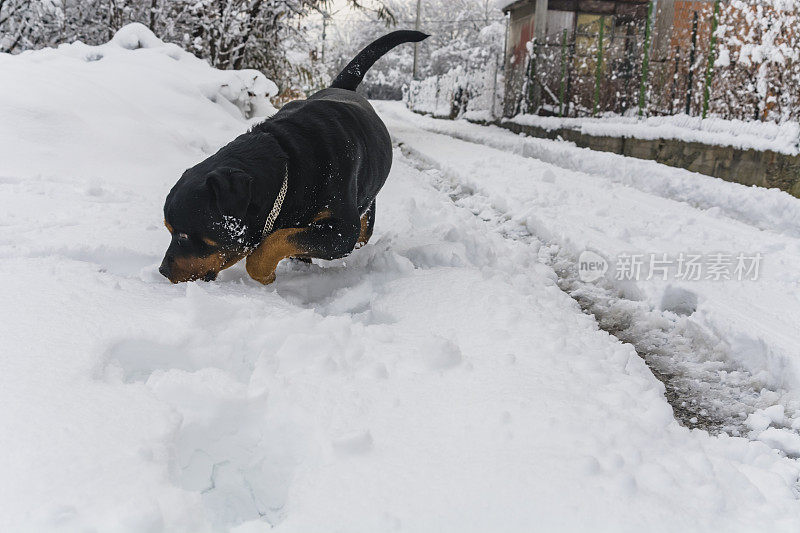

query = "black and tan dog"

[{"left": 160, "top": 30, "right": 428, "bottom": 284}]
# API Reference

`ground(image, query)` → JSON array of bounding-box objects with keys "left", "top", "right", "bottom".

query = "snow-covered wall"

[
  {"left": 507, "top": 113, "right": 800, "bottom": 156},
  {"left": 405, "top": 64, "right": 504, "bottom": 121}
]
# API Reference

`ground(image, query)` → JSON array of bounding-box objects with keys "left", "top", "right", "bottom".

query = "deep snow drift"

[{"left": 2, "top": 25, "right": 800, "bottom": 532}]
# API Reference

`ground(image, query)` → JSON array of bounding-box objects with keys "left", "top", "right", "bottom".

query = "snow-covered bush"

[
  {"left": 712, "top": 0, "right": 800, "bottom": 122},
  {"left": 645, "top": 0, "right": 799, "bottom": 123},
  {"left": 407, "top": 68, "right": 466, "bottom": 118},
  {"left": 405, "top": 63, "right": 504, "bottom": 120},
  {"left": 403, "top": 13, "right": 505, "bottom": 119},
  {"left": 405, "top": 75, "right": 444, "bottom": 116}
]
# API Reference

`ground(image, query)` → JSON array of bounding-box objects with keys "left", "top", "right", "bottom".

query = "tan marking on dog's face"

[
  {"left": 202, "top": 236, "right": 219, "bottom": 247},
  {"left": 166, "top": 250, "right": 246, "bottom": 283},
  {"left": 165, "top": 220, "right": 174, "bottom": 233},
  {"left": 246, "top": 228, "right": 305, "bottom": 284},
  {"left": 167, "top": 252, "right": 226, "bottom": 283}
]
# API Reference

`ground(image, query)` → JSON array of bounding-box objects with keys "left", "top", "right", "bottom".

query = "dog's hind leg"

[{"left": 356, "top": 202, "right": 375, "bottom": 249}]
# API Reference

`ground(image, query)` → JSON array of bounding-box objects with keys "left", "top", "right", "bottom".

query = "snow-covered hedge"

[
  {"left": 405, "top": 64, "right": 504, "bottom": 121},
  {"left": 712, "top": 0, "right": 800, "bottom": 123}
]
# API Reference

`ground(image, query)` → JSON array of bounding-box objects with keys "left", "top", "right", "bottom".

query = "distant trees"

[
  {"left": 0, "top": 0, "right": 64, "bottom": 53},
  {"left": 0, "top": 0, "right": 394, "bottom": 89},
  {"left": 321, "top": 0, "right": 505, "bottom": 98},
  {"left": 159, "top": 0, "right": 323, "bottom": 80}
]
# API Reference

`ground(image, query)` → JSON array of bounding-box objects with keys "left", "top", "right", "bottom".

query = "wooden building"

[{"left": 501, "top": 0, "right": 715, "bottom": 117}]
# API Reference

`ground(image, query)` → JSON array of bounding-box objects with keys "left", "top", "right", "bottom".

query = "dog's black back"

[{"left": 254, "top": 88, "right": 391, "bottom": 225}]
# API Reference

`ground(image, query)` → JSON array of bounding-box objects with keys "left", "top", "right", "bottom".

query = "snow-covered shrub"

[
  {"left": 462, "top": 60, "right": 505, "bottom": 121},
  {"left": 405, "top": 63, "right": 504, "bottom": 120},
  {"left": 711, "top": 0, "right": 800, "bottom": 122},
  {"left": 405, "top": 75, "right": 444, "bottom": 116}
]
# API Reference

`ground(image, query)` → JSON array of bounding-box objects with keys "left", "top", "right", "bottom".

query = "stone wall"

[{"left": 497, "top": 120, "right": 800, "bottom": 197}]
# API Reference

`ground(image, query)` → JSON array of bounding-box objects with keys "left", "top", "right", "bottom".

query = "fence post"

[
  {"left": 685, "top": 11, "right": 698, "bottom": 114},
  {"left": 593, "top": 16, "right": 605, "bottom": 117},
  {"left": 670, "top": 46, "right": 680, "bottom": 114},
  {"left": 525, "top": 38, "right": 539, "bottom": 114},
  {"left": 491, "top": 54, "right": 500, "bottom": 120},
  {"left": 532, "top": 0, "right": 548, "bottom": 112},
  {"left": 638, "top": 1, "right": 654, "bottom": 117},
  {"left": 559, "top": 29, "right": 568, "bottom": 117},
  {"left": 434, "top": 75, "right": 440, "bottom": 116},
  {"left": 702, "top": 0, "right": 721, "bottom": 119}
]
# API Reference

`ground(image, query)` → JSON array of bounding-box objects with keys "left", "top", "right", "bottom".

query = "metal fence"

[
  {"left": 409, "top": 1, "right": 800, "bottom": 125},
  {"left": 505, "top": 6, "right": 661, "bottom": 119}
]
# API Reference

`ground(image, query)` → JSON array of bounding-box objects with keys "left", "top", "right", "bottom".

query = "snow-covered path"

[
  {"left": 3, "top": 27, "right": 800, "bottom": 532},
  {"left": 375, "top": 101, "right": 800, "bottom": 433}
]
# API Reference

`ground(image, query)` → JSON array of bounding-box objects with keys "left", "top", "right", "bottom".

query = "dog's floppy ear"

[{"left": 205, "top": 168, "right": 252, "bottom": 219}]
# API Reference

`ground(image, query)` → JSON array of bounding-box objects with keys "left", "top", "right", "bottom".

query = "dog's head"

[{"left": 160, "top": 167, "right": 254, "bottom": 283}]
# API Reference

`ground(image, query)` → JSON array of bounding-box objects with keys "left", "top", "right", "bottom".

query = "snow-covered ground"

[
  {"left": 377, "top": 101, "right": 800, "bottom": 427},
  {"left": 2, "top": 25, "right": 800, "bottom": 532}
]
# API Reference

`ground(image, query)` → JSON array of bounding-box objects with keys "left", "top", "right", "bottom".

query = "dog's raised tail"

[{"left": 330, "top": 30, "right": 429, "bottom": 91}]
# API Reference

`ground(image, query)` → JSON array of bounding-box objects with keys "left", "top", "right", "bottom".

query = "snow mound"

[
  {"left": 0, "top": 23, "right": 277, "bottom": 184},
  {"left": 110, "top": 22, "right": 166, "bottom": 50},
  {"left": 107, "top": 23, "right": 277, "bottom": 120}
]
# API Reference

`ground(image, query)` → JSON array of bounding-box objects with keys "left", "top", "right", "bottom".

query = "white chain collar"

[{"left": 262, "top": 164, "right": 288, "bottom": 237}]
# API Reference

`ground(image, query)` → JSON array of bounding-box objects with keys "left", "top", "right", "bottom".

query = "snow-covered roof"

[{"left": 501, "top": 0, "right": 528, "bottom": 13}]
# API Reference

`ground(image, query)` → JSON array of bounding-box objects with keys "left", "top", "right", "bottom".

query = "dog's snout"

[{"left": 159, "top": 254, "right": 174, "bottom": 279}]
